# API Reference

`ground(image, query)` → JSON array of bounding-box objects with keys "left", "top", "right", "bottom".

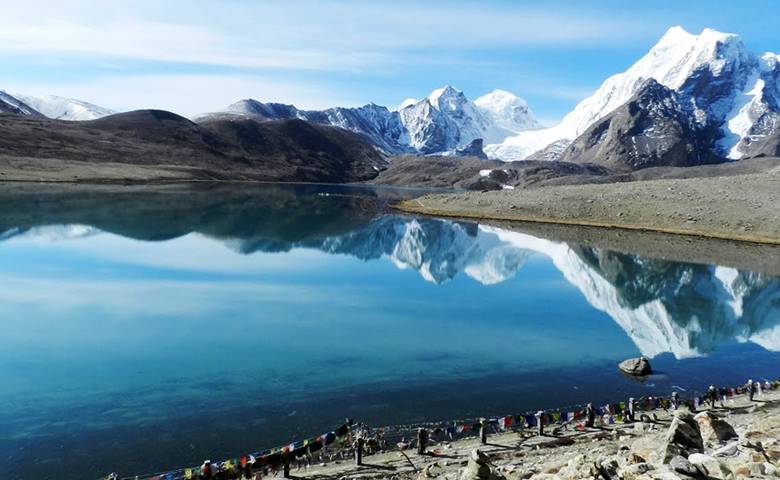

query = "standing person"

[
  {"left": 535, "top": 411, "right": 544, "bottom": 436},
  {"left": 585, "top": 403, "right": 595, "bottom": 429},
  {"left": 707, "top": 385, "right": 717, "bottom": 408},
  {"left": 746, "top": 379, "right": 755, "bottom": 401},
  {"left": 671, "top": 391, "right": 679, "bottom": 410},
  {"left": 201, "top": 460, "right": 213, "bottom": 480},
  {"left": 627, "top": 398, "right": 636, "bottom": 422},
  {"left": 416, "top": 428, "right": 428, "bottom": 455},
  {"left": 354, "top": 435, "right": 365, "bottom": 466},
  {"left": 479, "top": 418, "right": 487, "bottom": 444}
]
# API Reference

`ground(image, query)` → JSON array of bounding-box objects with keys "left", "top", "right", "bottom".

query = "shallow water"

[{"left": 0, "top": 183, "right": 778, "bottom": 480}]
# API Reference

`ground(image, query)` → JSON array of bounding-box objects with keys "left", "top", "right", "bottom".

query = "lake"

[{"left": 0, "top": 183, "right": 778, "bottom": 480}]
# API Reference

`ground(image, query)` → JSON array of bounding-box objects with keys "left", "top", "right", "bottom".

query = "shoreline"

[
  {"left": 396, "top": 198, "right": 780, "bottom": 246},
  {"left": 394, "top": 169, "right": 780, "bottom": 247},
  {"left": 129, "top": 383, "right": 780, "bottom": 480}
]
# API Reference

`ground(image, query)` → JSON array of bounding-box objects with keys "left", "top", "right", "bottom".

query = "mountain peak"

[
  {"left": 427, "top": 85, "right": 464, "bottom": 108},
  {"left": 397, "top": 98, "right": 417, "bottom": 111}
]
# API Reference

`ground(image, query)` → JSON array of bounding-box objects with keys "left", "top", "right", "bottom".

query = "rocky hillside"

[
  {"left": 559, "top": 79, "right": 722, "bottom": 171},
  {"left": 488, "top": 27, "right": 780, "bottom": 165},
  {"left": 0, "top": 111, "right": 387, "bottom": 183}
]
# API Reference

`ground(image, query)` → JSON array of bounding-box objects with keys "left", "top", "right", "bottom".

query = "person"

[
  {"left": 201, "top": 460, "right": 213, "bottom": 480},
  {"left": 746, "top": 379, "right": 755, "bottom": 401},
  {"left": 479, "top": 418, "right": 488, "bottom": 444},
  {"left": 707, "top": 385, "right": 717, "bottom": 408},
  {"left": 627, "top": 397, "right": 636, "bottom": 422},
  {"left": 416, "top": 427, "right": 428, "bottom": 455},
  {"left": 671, "top": 391, "right": 679, "bottom": 410},
  {"left": 354, "top": 435, "right": 365, "bottom": 465},
  {"left": 535, "top": 411, "right": 544, "bottom": 436},
  {"left": 585, "top": 403, "right": 595, "bottom": 428}
]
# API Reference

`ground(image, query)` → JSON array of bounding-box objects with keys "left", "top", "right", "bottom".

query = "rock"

[
  {"left": 731, "top": 464, "right": 751, "bottom": 477},
  {"left": 460, "top": 449, "right": 506, "bottom": 480},
  {"left": 454, "top": 138, "right": 488, "bottom": 160},
  {"left": 693, "top": 412, "right": 738, "bottom": 444},
  {"left": 669, "top": 456, "right": 699, "bottom": 478},
  {"left": 711, "top": 441, "right": 739, "bottom": 457},
  {"left": 663, "top": 411, "right": 704, "bottom": 462},
  {"left": 618, "top": 462, "right": 653, "bottom": 480},
  {"left": 618, "top": 357, "right": 652, "bottom": 376},
  {"left": 688, "top": 453, "right": 727, "bottom": 480},
  {"left": 764, "top": 462, "right": 778, "bottom": 476},
  {"left": 746, "top": 462, "right": 765, "bottom": 476},
  {"left": 597, "top": 459, "right": 620, "bottom": 480}
]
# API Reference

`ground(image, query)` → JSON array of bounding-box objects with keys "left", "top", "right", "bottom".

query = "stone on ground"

[{"left": 694, "top": 411, "right": 738, "bottom": 445}]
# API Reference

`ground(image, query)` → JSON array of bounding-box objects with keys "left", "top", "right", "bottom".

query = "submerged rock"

[{"left": 618, "top": 356, "right": 652, "bottom": 376}]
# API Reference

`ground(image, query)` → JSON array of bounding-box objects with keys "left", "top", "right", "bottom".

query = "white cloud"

[{"left": 0, "top": 0, "right": 658, "bottom": 71}]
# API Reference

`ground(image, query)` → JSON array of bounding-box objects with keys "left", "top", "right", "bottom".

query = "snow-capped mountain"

[
  {"left": 487, "top": 26, "right": 780, "bottom": 162},
  {"left": 474, "top": 89, "right": 541, "bottom": 134},
  {"left": 14, "top": 94, "right": 115, "bottom": 121},
  {"left": 0, "top": 91, "right": 42, "bottom": 116},
  {"left": 197, "top": 86, "right": 540, "bottom": 156}
]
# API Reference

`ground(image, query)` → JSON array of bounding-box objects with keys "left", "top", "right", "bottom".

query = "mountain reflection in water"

[
  {"left": 2, "top": 183, "right": 779, "bottom": 360},
  {"left": 0, "top": 183, "right": 779, "bottom": 480}
]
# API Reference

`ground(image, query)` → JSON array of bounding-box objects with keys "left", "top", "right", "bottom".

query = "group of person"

[{"left": 107, "top": 379, "right": 776, "bottom": 480}]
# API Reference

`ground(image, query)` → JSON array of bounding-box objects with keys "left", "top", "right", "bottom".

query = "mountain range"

[
  {"left": 0, "top": 91, "right": 113, "bottom": 120},
  {"left": 2, "top": 26, "right": 779, "bottom": 176},
  {"left": 196, "top": 86, "right": 541, "bottom": 155},
  {"left": 489, "top": 26, "right": 780, "bottom": 165}
]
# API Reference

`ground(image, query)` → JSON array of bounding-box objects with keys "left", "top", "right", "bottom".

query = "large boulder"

[
  {"left": 619, "top": 357, "right": 652, "bottom": 376},
  {"left": 669, "top": 455, "right": 699, "bottom": 477},
  {"left": 688, "top": 453, "right": 728, "bottom": 480},
  {"left": 460, "top": 449, "right": 506, "bottom": 480},
  {"left": 694, "top": 411, "right": 738, "bottom": 445},
  {"left": 663, "top": 410, "right": 704, "bottom": 462}
]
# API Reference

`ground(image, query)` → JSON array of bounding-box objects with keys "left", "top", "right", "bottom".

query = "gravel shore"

[
  {"left": 396, "top": 170, "right": 780, "bottom": 245},
  {"left": 292, "top": 389, "right": 780, "bottom": 480}
]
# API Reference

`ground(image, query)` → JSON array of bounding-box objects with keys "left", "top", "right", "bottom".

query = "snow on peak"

[
  {"left": 486, "top": 26, "right": 760, "bottom": 161},
  {"left": 13, "top": 94, "right": 114, "bottom": 121},
  {"left": 475, "top": 89, "right": 541, "bottom": 133},
  {"left": 0, "top": 91, "right": 41, "bottom": 116},
  {"left": 396, "top": 98, "right": 418, "bottom": 111},
  {"left": 426, "top": 85, "right": 466, "bottom": 111}
]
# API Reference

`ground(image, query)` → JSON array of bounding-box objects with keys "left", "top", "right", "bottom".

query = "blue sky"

[{"left": 2, "top": 0, "right": 779, "bottom": 123}]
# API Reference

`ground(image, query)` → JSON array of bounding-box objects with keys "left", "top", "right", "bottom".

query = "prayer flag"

[
  {"left": 505, "top": 415, "right": 513, "bottom": 428},
  {"left": 498, "top": 418, "right": 505, "bottom": 430},
  {"left": 241, "top": 456, "right": 247, "bottom": 468},
  {"left": 525, "top": 414, "right": 536, "bottom": 427},
  {"left": 184, "top": 469, "right": 192, "bottom": 480},
  {"left": 456, "top": 425, "right": 464, "bottom": 433}
]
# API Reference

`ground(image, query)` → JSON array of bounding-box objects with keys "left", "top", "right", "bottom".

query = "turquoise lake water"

[{"left": 0, "top": 184, "right": 778, "bottom": 480}]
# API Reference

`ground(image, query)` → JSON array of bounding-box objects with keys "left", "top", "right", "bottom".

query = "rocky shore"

[
  {"left": 396, "top": 170, "right": 780, "bottom": 245},
  {"left": 292, "top": 389, "right": 780, "bottom": 480}
]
